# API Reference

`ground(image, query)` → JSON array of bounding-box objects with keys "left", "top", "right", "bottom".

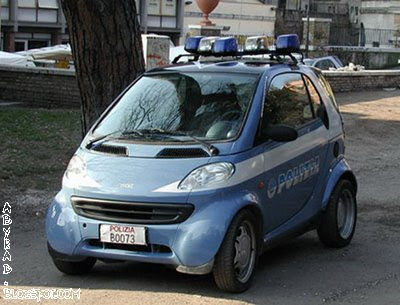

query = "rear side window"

[
  {"left": 262, "top": 73, "right": 314, "bottom": 129},
  {"left": 313, "top": 69, "right": 340, "bottom": 112},
  {"left": 303, "top": 75, "right": 321, "bottom": 115}
]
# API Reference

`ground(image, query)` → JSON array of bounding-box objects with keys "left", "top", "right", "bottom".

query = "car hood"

[{"left": 69, "top": 148, "right": 211, "bottom": 203}]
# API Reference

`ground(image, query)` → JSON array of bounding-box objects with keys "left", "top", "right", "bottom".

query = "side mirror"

[{"left": 262, "top": 124, "right": 298, "bottom": 142}]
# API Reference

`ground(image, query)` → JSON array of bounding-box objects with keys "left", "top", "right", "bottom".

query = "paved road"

[{"left": 2, "top": 90, "right": 400, "bottom": 305}]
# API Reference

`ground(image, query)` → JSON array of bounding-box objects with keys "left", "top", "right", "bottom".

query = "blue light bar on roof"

[
  {"left": 276, "top": 34, "right": 300, "bottom": 53},
  {"left": 184, "top": 36, "right": 203, "bottom": 53},
  {"left": 212, "top": 37, "right": 238, "bottom": 55}
]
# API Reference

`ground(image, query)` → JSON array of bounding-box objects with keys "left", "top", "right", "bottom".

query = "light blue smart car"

[{"left": 46, "top": 35, "right": 357, "bottom": 292}]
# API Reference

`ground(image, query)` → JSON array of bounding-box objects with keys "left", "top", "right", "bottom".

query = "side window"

[
  {"left": 262, "top": 73, "right": 314, "bottom": 129},
  {"left": 314, "top": 69, "right": 340, "bottom": 112},
  {"left": 315, "top": 59, "right": 335, "bottom": 70},
  {"left": 303, "top": 76, "right": 321, "bottom": 115}
]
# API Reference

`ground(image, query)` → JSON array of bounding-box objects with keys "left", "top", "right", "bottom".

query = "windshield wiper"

[
  {"left": 138, "top": 129, "right": 219, "bottom": 156},
  {"left": 86, "top": 130, "right": 144, "bottom": 149},
  {"left": 86, "top": 130, "right": 122, "bottom": 149}
]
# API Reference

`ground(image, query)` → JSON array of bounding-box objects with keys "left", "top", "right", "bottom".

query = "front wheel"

[
  {"left": 317, "top": 179, "right": 357, "bottom": 248},
  {"left": 51, "top": 257, "right": 97, "bottom": 275},
  {"left": 213, "top": 210, "right": 259, "bottom": 293}
]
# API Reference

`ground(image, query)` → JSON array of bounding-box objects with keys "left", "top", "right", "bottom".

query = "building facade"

[
  {"left": 183, "top": 0, "right": 277, "bottom": 39},
  {"left": 360, "top": 0, "right": 400, "bottom": 31},
  {"left": 0, "top": 0, "right": 185, "bottom": 52},
  {"left": 359, "top": 0, "right": 400, "bottom": 47},
  {"left": 0, "top": 0, "right": 67, "bottom": 51}
]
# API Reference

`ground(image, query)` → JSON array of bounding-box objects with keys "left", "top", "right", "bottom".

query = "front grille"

[
  {"left": 88, "top": 240, "right": 172, "bottom": 253},
  {"left": 156, "top": 148, "right": 209, "bottom": 158},
  {"left": 71, "top": 197, "right": 194, "bottom": 224}
]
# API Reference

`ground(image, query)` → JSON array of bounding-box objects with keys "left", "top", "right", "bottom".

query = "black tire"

[
  {"left": 51, "top": 257, "right": 96, "bottom": 275},
  {"left": 317, "top": 179, "right": 357, "bottom": 248},
  {"left": 213, "top": 209, "right": 259, "bottom": 293}
]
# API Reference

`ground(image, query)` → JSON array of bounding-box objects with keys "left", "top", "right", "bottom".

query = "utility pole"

[{"left": 305, "top": 0, "right": 311, "bottom": 57}]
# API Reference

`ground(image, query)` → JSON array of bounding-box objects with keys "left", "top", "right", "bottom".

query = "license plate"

[{"left": 100, "top": 224, "right": 146, "bottom": 245}]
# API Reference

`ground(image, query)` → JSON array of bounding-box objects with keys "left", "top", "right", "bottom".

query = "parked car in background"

[{"left": 304, "top": 56, "right": 344, "bottom": 70}]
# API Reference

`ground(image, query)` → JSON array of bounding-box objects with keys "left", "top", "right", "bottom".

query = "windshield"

[
  {"left": 93, "top": 72, "right": 258, "bottom": 142},
  {"left": 304, "top": 59, "right": 315, "bottom": 66}
]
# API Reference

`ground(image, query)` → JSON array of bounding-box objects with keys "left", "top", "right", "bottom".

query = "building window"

[
  {"left": 14, "top": 40, "right": 28, "bottom": 52},
  {"left": 17, "top": 0, "right": 59, "bottom": 23},
  {"left": 147, "top": 0, "right": 177, "bottom": 29},
  {"left": 148, "top": 0, "right": 176, "bottom": 16},
  {"left": 38, "top": 9, "right": 57, "bottom": 22},
  {"left": 1, "top": 0, "right": 10, "bottom": 20},
  {"left": 18, "top": 9, "right": 37, "bottom": 22},
  {"left": 18, "top": 0, "right": 36, "bottom": 8},
  {"left": 38, "top": 0, "right": 59, "bottom": 9}
]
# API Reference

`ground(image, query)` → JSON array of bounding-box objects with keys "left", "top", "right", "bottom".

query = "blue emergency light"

[
  {"left": 180, "top": 34, "right": 302, "bottom": 63},
  {"left": 275, "top": 34, "right": 300, "bottom": 54},
  {"left": 212, "top": 37, "right": 238, "bottom": 55},
  {"left": 184, "top": 36, "right": 203, "bottom": 53}
]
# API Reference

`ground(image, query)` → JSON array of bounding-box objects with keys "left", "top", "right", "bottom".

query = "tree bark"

[{"left": 60, "top": 0, "right": 145, "bottom": 134}]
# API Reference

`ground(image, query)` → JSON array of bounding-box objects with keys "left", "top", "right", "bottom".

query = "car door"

[{"left": 259, "top": 72, "right": 330, "bottom": 231}]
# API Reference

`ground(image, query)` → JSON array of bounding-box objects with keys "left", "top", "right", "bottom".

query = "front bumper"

[{"left": 45, "top": 188, "right": 259, "bottom": 273}]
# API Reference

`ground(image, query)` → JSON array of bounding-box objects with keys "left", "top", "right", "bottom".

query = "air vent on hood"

[
  {"left": 156, "top": 148, "right": 209, "bottom": 158},
  {"left": 91, "top": 143, "right": 128, "bottom": 156}
]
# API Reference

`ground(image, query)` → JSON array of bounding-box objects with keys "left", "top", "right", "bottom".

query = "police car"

[{"left": 46, "top": 34, "right": 357, "bottom": 292}]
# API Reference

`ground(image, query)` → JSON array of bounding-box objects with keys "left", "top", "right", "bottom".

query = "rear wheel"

[
  {"left": 213, "top": 210, "right": 259, "bottom": 293},
  {"left": 317, "top": 179, "right": 357, "bottom": 248}
]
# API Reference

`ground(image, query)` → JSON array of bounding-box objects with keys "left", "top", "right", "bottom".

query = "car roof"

[{"left": 145, "top": 59, "right": 297, "bottom": 75}]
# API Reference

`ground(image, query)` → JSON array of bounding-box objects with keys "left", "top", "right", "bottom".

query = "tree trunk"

[{"left": 60, "top": 0, "right": 145, "bottom": 134}]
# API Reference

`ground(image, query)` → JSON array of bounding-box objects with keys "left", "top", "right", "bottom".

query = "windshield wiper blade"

[
  {"left": 86, "top": 130, "right": 145, "bottom": 149},
  {"left": 138, "top": 129, "right": 219, "bottom": 156},
  {"left": 86, "top": 130, "right": 123, "bottom": 149}
]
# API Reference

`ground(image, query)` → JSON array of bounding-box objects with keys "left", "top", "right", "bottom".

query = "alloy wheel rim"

[
  {"left": 337, "top": 189, "right": 356, "bottom": 239},
  {"left": 233, "top": 220, "right": 256, "bottom": 283}
]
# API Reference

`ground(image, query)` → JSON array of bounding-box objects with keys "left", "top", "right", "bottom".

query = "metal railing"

[{"left": 329, "top": 26, "right": 400, "bottom": 47}]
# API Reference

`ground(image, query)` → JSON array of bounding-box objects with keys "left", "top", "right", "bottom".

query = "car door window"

[
  {"left": 303, "top": 75, "right": 322, "bottom": 116},
  {"left": 313, "top": 69, "right": 340, "bottom": 112},
  {"left": 262, "top": 73, "right": 315, "bottom": 130}
]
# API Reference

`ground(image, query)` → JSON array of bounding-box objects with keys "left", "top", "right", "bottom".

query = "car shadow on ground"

[{"left": 10, "top": 220, "right": 364, "bottom": 305}]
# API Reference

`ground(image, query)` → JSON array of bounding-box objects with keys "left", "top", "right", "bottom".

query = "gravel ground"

[{"left": 1, "top": 90, "right": 400, "bottom": 305}]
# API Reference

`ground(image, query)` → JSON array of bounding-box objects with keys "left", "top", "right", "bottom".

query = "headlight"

[
  {"left": 178, "top": 162, "right": 235, "bottom": 190},
  {"left": 65, "top": 155, "right": 86, "bottom": 180}
]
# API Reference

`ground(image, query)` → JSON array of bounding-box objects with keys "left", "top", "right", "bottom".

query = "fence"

[
  {"left": 363, "top": 28, "right": 400, "bottom": 48},
  {"left": 329, "top": 26, "right": 400, "bottom": 48}
]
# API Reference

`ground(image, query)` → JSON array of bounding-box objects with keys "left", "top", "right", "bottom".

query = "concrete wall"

[
  {"left": 0, "top": 65, "right": 80, "bottom": 108},
  {"left": 0, "top": 65, "right": 399, "bottom": 109},
  {"left": 323, "top": 70, "right": 400, "bottom": 92}
]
